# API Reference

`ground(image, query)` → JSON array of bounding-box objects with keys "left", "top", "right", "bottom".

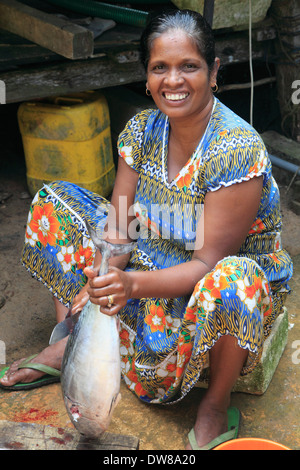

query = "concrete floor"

[{"left": 0, "top": 174, "right": 299, "bottom": 451}]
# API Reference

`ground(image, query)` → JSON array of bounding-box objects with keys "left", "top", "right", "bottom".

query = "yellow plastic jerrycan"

[{"left": 17, "top": 91, "right": 115, "bottom": 197}]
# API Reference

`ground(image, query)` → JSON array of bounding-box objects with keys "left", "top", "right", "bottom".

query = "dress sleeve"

[
  {"left": 117, "top": 109, "right": 154, "bottom": 173},
  {"left": 204, "top": 127, "right": 271, "bottom": 192}
]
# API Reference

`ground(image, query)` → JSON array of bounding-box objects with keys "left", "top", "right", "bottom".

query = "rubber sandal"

[
  {"left": 0, "top": 354, "right": 61, "bottom": 391},
  {"left": 188, "top": 406, "right": 241, "bottom": 450}
]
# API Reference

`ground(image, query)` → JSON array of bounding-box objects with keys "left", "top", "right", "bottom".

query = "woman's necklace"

[{"left": 161, "top": 97, "right": 216, "bottom": 185}]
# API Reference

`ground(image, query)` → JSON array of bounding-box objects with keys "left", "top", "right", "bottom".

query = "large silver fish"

[{"left": 61, "top": 222, "right": 135, "bottom": 438}]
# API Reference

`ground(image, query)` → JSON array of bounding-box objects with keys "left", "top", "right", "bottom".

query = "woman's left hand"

[{"left": 83, "top": 266, "right": 132, "bottom": 316}]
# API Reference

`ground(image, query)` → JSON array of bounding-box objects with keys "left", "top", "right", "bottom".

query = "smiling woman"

[
  {"left": 0, "top": 8, "right": 293, "bottom": 452},
  {"left": 141, "top": 11, "right": 219, "bottom": 181},
  {"left": 146, "top": 29, "right": 218, "bottom": 122}
]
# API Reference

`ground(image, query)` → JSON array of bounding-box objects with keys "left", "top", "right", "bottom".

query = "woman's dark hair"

[{"left": 140, "top": 9, "right": 216, "bottom": 73}]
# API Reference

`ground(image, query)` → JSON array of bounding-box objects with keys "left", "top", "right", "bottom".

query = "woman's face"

[{"left": 146, "top": 29, "right": 218, "bottom": 121}]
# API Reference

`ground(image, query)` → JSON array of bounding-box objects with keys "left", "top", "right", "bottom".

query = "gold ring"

[{"left": 107, "top": 294, "right": 114, "bottom": 308}]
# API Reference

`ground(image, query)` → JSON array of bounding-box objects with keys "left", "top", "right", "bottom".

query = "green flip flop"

[
  {"left": 0, "top": 354, "right": 61, "bottom": 391},
  {"left": 188, "top": 406, "right": 241, "bottom": 450}
]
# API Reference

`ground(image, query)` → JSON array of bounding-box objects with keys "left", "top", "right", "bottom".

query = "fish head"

[{"left": 63, "top": 392, "right": 121, "bottom": 439}]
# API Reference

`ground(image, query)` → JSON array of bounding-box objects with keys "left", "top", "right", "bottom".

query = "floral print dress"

[{"left": 21, "top": 98, "right": 293, "bottom": 404}]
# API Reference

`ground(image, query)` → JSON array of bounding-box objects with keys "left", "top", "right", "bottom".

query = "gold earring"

[
  {"left": 211, "top": 84, "right": 219, "bottom": 93},
  {"left": 145, "top": 88, "right": 151, "bottom": 96}
]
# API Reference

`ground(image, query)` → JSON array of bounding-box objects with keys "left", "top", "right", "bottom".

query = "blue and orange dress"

[{"left": 21, "top": 98, "right": 293, "bottom": 404}]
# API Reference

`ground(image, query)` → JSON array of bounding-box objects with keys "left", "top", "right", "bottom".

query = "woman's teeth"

[{"left": 165, "top": 93, "right": 188, "bottom": 101}]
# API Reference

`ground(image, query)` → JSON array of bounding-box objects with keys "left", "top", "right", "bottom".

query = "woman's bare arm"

[{"left": 128, "top": 176, "right": 263, "bottom": 299}]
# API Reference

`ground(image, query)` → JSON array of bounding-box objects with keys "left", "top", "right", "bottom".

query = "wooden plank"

[
  {"left": 0, "top": 27, "right": 269, "bottom": 104},
  {"left": 0, "top": 54, "right": 146, "bottom": 103},
  {"left": 0, "top": 15, "right": 274, "bottom": 69},
  {"left": 0, "top": 420, "right": 139, "bottom": 450},
  {"left": 0, "top": 13, "right": 277, "bottom": 103},
  {"left": 77, "top": 433, "right": 140, "bottom": 451},
  {"left": 0, "top": 26, "right": 141, "bottom": 71},
  {"left": 0, "top": 0, "right": 94, "bottom": 59},
  {"left": 0, "top": 24, "right": 141, "bottom": 68}
]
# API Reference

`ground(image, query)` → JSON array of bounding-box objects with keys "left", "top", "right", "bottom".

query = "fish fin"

[
  {"left": 65, "top": 307, "right": 72, "bottom": 319},
  {"left": 85, "top": 219, "right": 136, "bottom": 257},
  {"left": 85, "top": 220, "right": 103, "bottom": 246}
]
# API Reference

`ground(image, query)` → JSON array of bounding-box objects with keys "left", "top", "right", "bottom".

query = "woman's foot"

[
  {"left": 186, "top": 395, "right": 229, "bottom": 450},
  {"left": 0, "top": 337, "right": 67, "bottom": 388},
  {"left": 186, "top": 336, "right": 247, "bottom": 449}
]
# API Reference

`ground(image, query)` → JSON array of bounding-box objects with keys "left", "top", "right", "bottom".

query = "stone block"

[
  {"left": 171, "top": 0, "right": 272, "bottom": 30},
  {"left": 196, "top": 307, "right": 289, "bottom": 395},
  {"left": 261, "top": 131, "right": 300, "bottom": 169}
]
